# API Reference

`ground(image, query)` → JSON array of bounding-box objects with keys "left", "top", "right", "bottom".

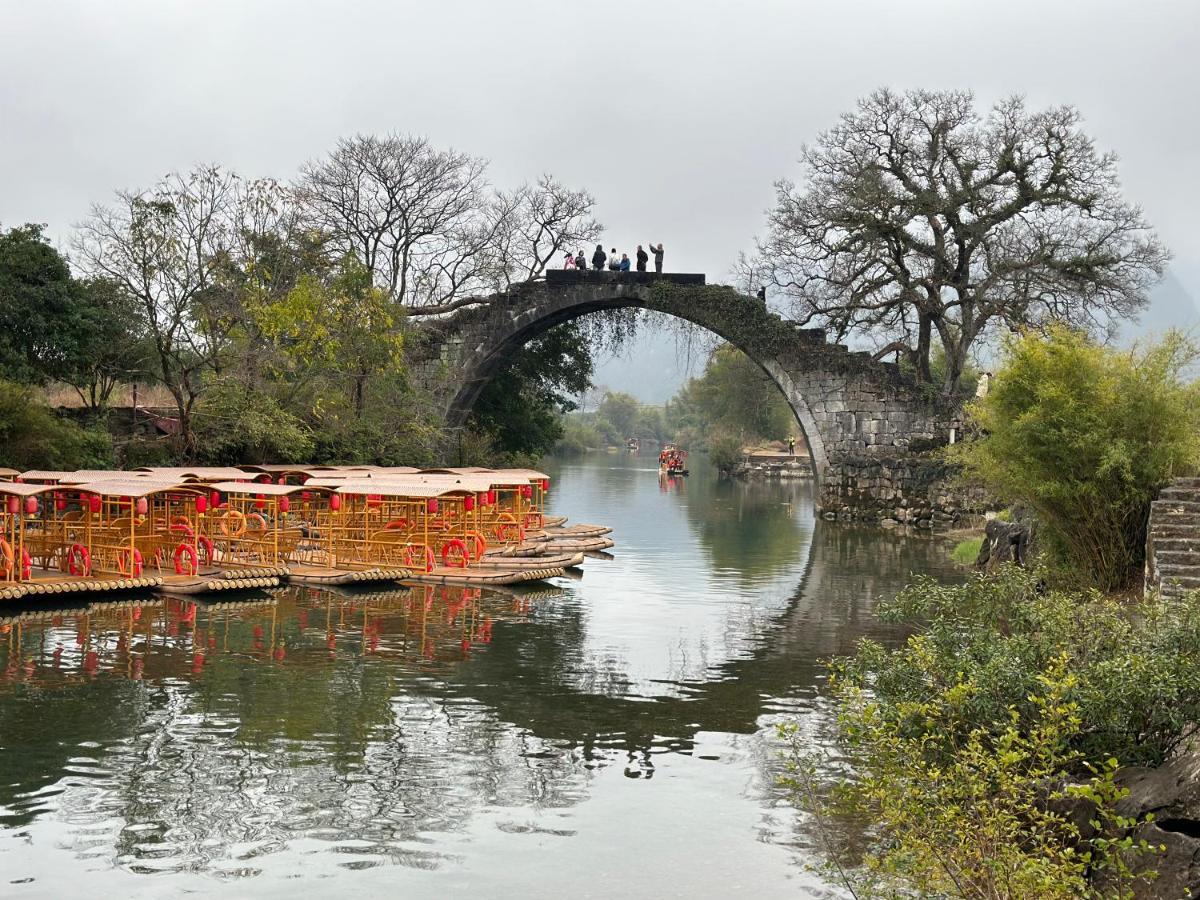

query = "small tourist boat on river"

[{"left": 659, "top": 444, "right": 689, "bottom": 476}]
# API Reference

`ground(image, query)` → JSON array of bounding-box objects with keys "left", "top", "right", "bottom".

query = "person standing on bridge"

[
  {"left": 563, "top": 251, "right": 576, "bottom": 270},
  {"left": 619, "top": 253, "right": 631, "bottom": 271},
  {"left": 575, "top": 249, "right": 587, "bottom": 270},
  {"left": 636, "top": 245, "right": 649, "bottom": 272},
  {"left": 608, "top": 248, "right": 620, "bottom": 271},
  {"left": 592, "top": 244, "right": 606, "bottom": 270},
  {"left": 649, "top": 242, "right": 664, "bottom": 274}
]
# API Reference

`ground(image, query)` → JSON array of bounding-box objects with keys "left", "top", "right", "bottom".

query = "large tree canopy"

[{"left": 755, "top": 89, "right": 1168, "bottom": 396}]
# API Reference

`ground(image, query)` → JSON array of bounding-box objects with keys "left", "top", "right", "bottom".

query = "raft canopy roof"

[
  {"left": 73, "top": 479, "right": 201, "bottom": 498},
  {"left": 0, "top": 467, "right": 19, "bottom": 479},
  {"left": 137, "top": 466, "right": 250, "bottom": 481},
  {"left": 207, "top": 481, "right": 327, "bottom": 496},
  {"left": 303, "top": 478, "right": 463, "bottom": 498},
  {"left": 0, "top": 482, "right": 55, "bottom": 497}
]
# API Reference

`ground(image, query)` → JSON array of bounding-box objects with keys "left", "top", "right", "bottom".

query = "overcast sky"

[{"left": 3, "top": 0, "right": 1198, "bottom": 320}]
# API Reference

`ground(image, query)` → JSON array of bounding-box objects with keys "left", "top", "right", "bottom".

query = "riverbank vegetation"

[
  {"left": 787, "top": 565, "right": 1200, "bottom": 897},
  {"left": 959, "top": 327, "right": 1200, "bottom": 591}
]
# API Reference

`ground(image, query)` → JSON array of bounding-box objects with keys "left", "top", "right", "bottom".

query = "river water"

[{"left": 0, "top": 452, "right": 956, "bottom": 898}]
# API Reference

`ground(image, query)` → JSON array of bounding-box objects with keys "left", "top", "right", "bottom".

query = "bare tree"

[
  {"left": 297, "top": 134, "right": 600, "bottom": 317},
  {"left": 74, "top": 166, "right": 242, "bottom": 453},
  {"left": 755, "top": 88, "right": 1169, "bottom": 396},
  {"left": 296, "top": 133, "right": 491, "bottom": 311},
  {"left": 491, "top": 175, "right": 601, "bottom": 286}
]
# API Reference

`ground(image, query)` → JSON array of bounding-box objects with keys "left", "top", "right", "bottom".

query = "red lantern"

[
  {"left": 486, "top": 490, "right": 496, "bottom": 506},
  {"left": 210, "top": 491, "right": 221, "bottom": 508},
  {"left": 464, "top": 495, "right": 475, "bottom": 512},
  {"left": 427, "top": 498, "right": 439, "bottom": 514},
  {"left": 277, "top": 476, "right": 287, "bottom": 485},
  {"left": 255, "top": 493, "right": 266, "bottom": 510},
  {"left": 367, "top": 493, "right": 382, "bottom": 508},
  {"left": 135, "top": 497, "right": 148, "bottom": 516},
  {"left": 541, "top": 479, "right": 550, "bottom": 492},
  {"left": 88, "top": 495, "right": 102, "bottom": 513},
  {"left": 301, "top": 491, "right": 312, "bottom": 501},
  {"left": 6, "top": 496, "right": 20, "bottom": 515},
  {"left": 521, "top": 485, "right": 532, "bottom": 498},
  {"left": 24, "top": 496, "right": 38, "bottom": 515},
  {"left": 329, "top": 494, "right": 342, "bottom": 511},
  {"left": 195, "top": 495, "right": 207, "bottom": 514},
  {"left": 55, "top": 493, "right": 66, "bottom": 512},
  {"left": 279, "top": 496, "right": 290, "bottom": 513}
]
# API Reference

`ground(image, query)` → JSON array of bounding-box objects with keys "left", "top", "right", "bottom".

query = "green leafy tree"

[
  {"left": 470, "top": 321, "right": 594, "bottom": 458},
  {"left": 60, "top": 277, "right": 152, "bottom": 409},
  {"left": 192, "top": 380, "right": 314, "bottom": 464},
  {"left": 254, "top": 262, "right": 405, "bottom": 417},
  {"left": 667, "top": 344, "right": 793, "bottom": 447},
  {"left": 959, "top": 326, "right": 1200, "bottom": 589},
  {"left": 0, "top": 224, "right": 81, "bottom": 383},
  {"left": 595, "top": 391, "right": 639, "bottom": 440}
]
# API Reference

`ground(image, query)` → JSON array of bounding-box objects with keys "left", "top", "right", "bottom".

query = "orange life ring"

[
  {"left": 246, "top": 512, "right": 267, "bottom": 532},
  {"left": 524, "top": 511, "right": 544, "bottom": 530},
  {"left": 197, "top": 534, "right": 214, "bottom": 565},
  {"left": 403, "top": 544, "right": 435, "bottom": 574},
  {"left": 493, "top": 514, "right": 524, "bottom": 543},
  {"left": 118, "top": 547, "right": 144, "bottom": 578},
  {"left": 174, "top": 542, "right": 198, "bottom": 576},
  {"left": 67, "top": 543, "right": 91, "bottom": 576},
  {"left": 219, "top": 509, "right": 247, "bottom": 537},
  {"left": 0, "top": 538, "right": 12, "bottom": 578},
  {"left": 385, "top": 518, "right": 411, "bottom": 531},
  {"left": 441, "top": 539, "right": 469, "bottom": 568},
  {"left": 466, "top": 530, "right": 488, "bottom": 560}
]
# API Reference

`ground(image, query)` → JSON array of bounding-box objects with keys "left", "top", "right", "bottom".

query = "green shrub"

[
  {"left": 193, "top": 381, "right": 314, "bottom": 465},
  {"left": 0, "top": 379, "right": 114, "bottom": 469},
  {"left": 958, "top": 328, "right": 1200, "bottom": 590},
  {"left": 950, "top": 535, "right": 983, "bottom": 565},
  {"left": 784, "top": 566, "right": 1191, "bottom": 897},
  {"left": 707, "top": 432, "right": 743, "bottom": 476}
]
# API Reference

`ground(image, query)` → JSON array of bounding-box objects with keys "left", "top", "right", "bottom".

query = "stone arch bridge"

[{"left": 414, "top": 272, "right": 964, "bottom": 522}]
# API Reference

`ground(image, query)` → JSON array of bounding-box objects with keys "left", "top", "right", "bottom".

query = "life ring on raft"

[
  {"left": 384, "top": 518, "right": 411, "bottom": 531},
  {"left": 219, "top": 509, "right": 247, "bottom": 538},
  {"left": 67, "top": 543, "right": 91, "bottom": 576},
  {"left": 19, "top": 548, "right": 31, "bottom": 580},
  {"left": 0, "top": 538, "right": 12, "bottom": 578},
  {"left": 197, "top": 534, "right": 214, "bottom": 565},
  {"left": 403, "top": 543, "right": 436, "bottom": 574},
  {"left": 523, "top": 511, "right": 544, "bottom": 530},
  {"left": 465, "top": 530, "right": 488, "bottom": 560},
  {"left": 441, "top": 539, "right": 469, "bottom": 568},
  {"left": 118, "top": 548, "right": 144, "bottom": 578},
  {"left": 493, "top": 514, "right": 524, "bottom": 543},
  {"left": 174, "top": 542, "right": 198, "bottom": 576},
  {"left": 246, "top": 512, "right": 268, "bottom": 532}
]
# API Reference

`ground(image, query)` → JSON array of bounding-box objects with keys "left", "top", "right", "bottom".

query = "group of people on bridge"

[{"left": 563, "top": 243, "right": 665, "bottom": 274}]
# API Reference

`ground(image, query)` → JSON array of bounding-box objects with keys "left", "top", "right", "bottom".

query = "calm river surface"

[{"left": 0, "top": 452, "right": 956, "bottom": 898}]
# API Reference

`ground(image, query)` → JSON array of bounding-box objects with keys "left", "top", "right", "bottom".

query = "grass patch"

[{"left": 950, "top": 536, "right": 983, "bottom": 565}]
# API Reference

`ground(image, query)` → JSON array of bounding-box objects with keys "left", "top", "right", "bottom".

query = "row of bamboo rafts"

[{"left": 0, "top": 464, "right": 615, "bottom": 599}]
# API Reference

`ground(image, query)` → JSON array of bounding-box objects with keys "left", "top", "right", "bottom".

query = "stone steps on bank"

[{"left": 1147, "top": 479, "right": 1200, "bottom": 598}]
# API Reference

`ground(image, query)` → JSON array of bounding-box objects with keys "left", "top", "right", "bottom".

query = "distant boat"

[
  {"left": 658, "top": 444, "right": 688, "bottom": 476},
  {"left": 626, "top": 438, "right": 640, "bottom": 452}
]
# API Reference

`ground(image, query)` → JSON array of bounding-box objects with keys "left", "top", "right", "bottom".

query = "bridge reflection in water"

[{"left": 0, "top": 459, "right": 956, "bottom": 894}]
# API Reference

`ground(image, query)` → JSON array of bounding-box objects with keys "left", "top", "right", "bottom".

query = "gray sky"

[{"left": 3, "top": 0, "right": 1198, "bottom": 389}]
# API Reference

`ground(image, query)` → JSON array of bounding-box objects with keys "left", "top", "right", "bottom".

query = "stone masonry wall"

[{"left": 819, "top": 451, "right": 990, "bottom": 528}]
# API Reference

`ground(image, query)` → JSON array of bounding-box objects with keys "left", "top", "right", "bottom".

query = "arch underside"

[{"left": 445, "top": 293, "right": 829, "bottom": 483}]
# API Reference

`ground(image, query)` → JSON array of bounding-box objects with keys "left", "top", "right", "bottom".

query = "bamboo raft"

[{"left": 0, "top": 465, "right": 613, "bottom": 599}]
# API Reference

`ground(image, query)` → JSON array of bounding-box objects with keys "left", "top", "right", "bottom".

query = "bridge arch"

[{"left": 420, "top": 273, "right": 943, "bottom": 489}]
